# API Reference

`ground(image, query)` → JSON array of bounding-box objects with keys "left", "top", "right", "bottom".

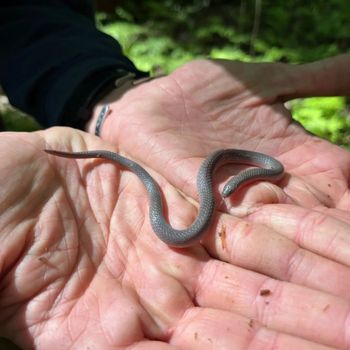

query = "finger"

[
  {"left": 223, "top": 181, "right": 294, "bottom": 214},
  {"left": 172, "top": 307, "right": 337, "bottom": 350},
  {"left": 192, "top": 260, "right": 350, "bottom": 349},
  {"left": 245, "top": 204, "right": 350, "bottom": 267},
  {"left": 201, "top": 210, "right": 350, "bottom": 300}
]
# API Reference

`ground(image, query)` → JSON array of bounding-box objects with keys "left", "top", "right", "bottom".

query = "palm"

[
  {"left": 103, "top": 59, "right": 350, "bottom": 209},
  {"left": 1, "top": 129, "right": 350, "bottom": 349}
]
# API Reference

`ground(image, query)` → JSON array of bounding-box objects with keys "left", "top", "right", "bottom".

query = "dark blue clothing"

[{"left": 0, "top": 1, "right": 147, "bottom": 128}]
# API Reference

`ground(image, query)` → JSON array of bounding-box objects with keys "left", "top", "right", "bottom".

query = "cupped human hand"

[
  {"left": 94, "top": 59, "right": 350, "bottom": 211},
  {"left": 0, "top": 128, "right": 349, "bottom": 350}
]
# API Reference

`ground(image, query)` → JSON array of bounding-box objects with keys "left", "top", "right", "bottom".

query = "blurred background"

[{"left": 1, "top": 0, "right": 350, "bottom": 147}]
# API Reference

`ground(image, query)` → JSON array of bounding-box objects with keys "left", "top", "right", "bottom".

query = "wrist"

[
  {"left": 86, "top": 76, "right": 158, "bottom": 137},
  {"left": 60, "top": 65, "right": 150, "bottom": 130},
  {"left": 85, "top": 76, "right": 136, "bottom": 135}
]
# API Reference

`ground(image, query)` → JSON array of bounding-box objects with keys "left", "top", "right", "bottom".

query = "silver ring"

[{"left": 94, "top": 104, "right": 110, "bottom": 136}]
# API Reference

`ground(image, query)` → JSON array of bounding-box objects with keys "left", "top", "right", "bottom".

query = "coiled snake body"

[{"left": 45, "top": 149, "right": 284, "bottom": 247}]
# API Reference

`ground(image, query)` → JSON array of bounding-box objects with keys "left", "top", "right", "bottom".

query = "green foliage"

[
  {"left": 290, "top": 97, "right": 350, "bottom": 146},
  {"left": 106, "top": 0, "right": 350, "bottom": 63},
  {"left": 100, "top": 20, "right": 195, "bottom": 73}
]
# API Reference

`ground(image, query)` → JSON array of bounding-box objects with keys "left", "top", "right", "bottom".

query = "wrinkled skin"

[
  {"left": 94, "top": 58, "right": 350, "bottom": 211},
  {"left": 1, "top": 58, "right": 350, "bottom": 349}
]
